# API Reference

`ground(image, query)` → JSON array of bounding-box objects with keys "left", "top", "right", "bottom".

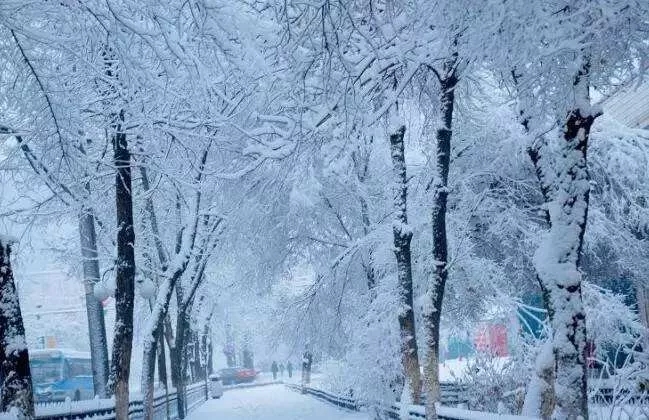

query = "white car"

[{"left": 209, "top": 374, "right": 223, "bottom": 399}]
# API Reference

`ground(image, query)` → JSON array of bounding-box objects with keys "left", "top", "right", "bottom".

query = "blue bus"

[{"left": 30, "top": 349, "right": 94, "bottom": 403}]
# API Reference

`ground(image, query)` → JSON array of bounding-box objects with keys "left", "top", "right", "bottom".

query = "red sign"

[{"left": 473, "top": 323, "right": 508, "bottom": 357}]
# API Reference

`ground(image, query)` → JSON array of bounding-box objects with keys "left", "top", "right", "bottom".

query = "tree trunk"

[
  {"left": 423, "top": 72, "right": 456, "bottom": 420},
  {"left": 140, "top": 307, "right": 169, "bottom": 420},
  {"left": 512, "top": 67, "right": 558, "bottom": 419},
  {"left": 157, "top": 328, "right": 171, "bottom": 420},
  {"left": 169, "top": 344, "right": 180, "bottom": 389},
  {"left": 141, "top": 318, "right": 161, "bottom": 420},
  {"left": 530, "top": 123, "right": 593, "bottom": 420},
  {"left": 207, "top": 331, "right": 214, "bottom": 375},
  {"left": 78, "top": 206, "right": 110, "bottom": 398},
  {"left": 388, "top": 125, "right": 423, "bottom": 407},
  {"left": 225, "top": 323, "right": 236, "bottom": 368},
  {"left": 353, "top": 139, "right": 376, "bottom": 293},
  {"left": 191, "top": 330, "right": 200, "bottom": 381},
  {"left": 0, "top": 239, "right": 34, "bottom": 419},
  {"left": 360, "top": 194, "right": 376, "bottom": 293},
  {"left": 528, "top": 59, "right": 596, "bottom": 420},
  {"left": 635, "top": 283, "right": 649, "bottom": 350},
  {"left": 157, "top": 328, "right": 168, "bottom": 387},
  {"left": 142, "top": 282, "right": 179, "bottom": 420},
  {"left": 200, "top": 327, "right": 208, "bottom": 380},
  {"left": 139, "top": 182, "right": 166, "bottom": 420},
  {"left": 172, "top": 306, "right": 189, "bottom": 419},
  {"left": 107, "top": 110, "right": 136, "bottom": 420},
  {"left": 522, "top": 339, "right": 555, "bottom": 419}
]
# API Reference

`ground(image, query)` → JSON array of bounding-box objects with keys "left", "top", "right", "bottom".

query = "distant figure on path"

[
  {"left": 271, "top": 361, "right": 278, "bottom": 380},
  {"left": 279, "top": 363, "right": 285, "bottom": 377},
  {"left": 287, "top": 361, "right": 293, "bottom": 378}
]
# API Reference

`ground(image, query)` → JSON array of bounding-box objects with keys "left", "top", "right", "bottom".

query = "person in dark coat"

[
  {"left": 271, "top": 361, "right": 278, "bottom": 380},
  {"left": 287, "top": 361, "right": 293, "bottom": 378}
]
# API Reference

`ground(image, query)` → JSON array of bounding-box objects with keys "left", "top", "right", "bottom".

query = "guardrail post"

[{"left": 64, "top": 397, "right": 71, "bottom": 418}]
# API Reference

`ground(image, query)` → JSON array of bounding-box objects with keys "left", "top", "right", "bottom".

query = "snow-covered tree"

[{"left": 0, "top": 238, "right": 33, "bottom": 419}]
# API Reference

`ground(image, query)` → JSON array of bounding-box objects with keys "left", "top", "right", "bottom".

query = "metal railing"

[
  {"left": 286, "top": 383, "right": 535, "bottom": 420},
  {"left": 32, "top": 382, "right": 207, "bottom": 420},
  {"left": 24, "top": 378, "right": 284, "bottom": 420},
  {"left": 286, "top": 384, "right": 357, "bottom": 411}
]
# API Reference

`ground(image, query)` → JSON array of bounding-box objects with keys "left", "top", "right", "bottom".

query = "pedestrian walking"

[
  {"left": 287, "top": 361, "right": 293, "bottom": 378},
  {"left": 271, "top": 361, "right": 278, "bottom": 380}
]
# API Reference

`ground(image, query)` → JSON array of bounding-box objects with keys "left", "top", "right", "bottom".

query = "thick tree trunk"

[
  {"left": 528, "top": 60, "right": 596, "bottom": 420},
  {"left": 0, "top": 239, "right": 34, "bottom": 419},
  {"left": 423, "top": 73, "right": 456, "bottom": 420},
  {"left": 388, "top": 125, "right": 422, "bottom": 407},
  {"left": 530, "top": 123, "right": 593, "bottom": 419},
  {"left": 107, "top": 110, "right": 136, "bottom": 420},
  {"left": 522, "top": 339, "right": 555, "bottom": 419},
  {"left": 78, "top": 206, "right": 110, "bottom": 398}
]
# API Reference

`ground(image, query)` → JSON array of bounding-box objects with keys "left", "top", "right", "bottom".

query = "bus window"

[
  {"left": 67, "top": 358, "right": 92, "bottom": 377},
  {"left": 30, "top": 359, "right": 63, "bottom": 384}
]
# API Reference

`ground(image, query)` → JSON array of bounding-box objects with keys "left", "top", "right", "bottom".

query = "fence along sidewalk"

[
  {"left": 285, "top": 383, "right": 537, "bottom": 420},
  {"left": 0, "top": 378, "right": 287, "bottom": 420},
  {"left": 0, "top": 382, "right": 206, "bottom": 420}
]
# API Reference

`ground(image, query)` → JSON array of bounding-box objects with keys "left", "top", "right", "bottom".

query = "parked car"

[
  {"left": 218, "top": 367, "right": 257, "bottom": 385},
  {"left": 30, "top": 349, "right": 94, "bottom": 403},
  {"left": 208, "top": 374, "right": 223, "bottom": 399}
]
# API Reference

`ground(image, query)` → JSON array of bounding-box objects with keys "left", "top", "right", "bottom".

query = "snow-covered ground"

[{"left": 187, "top": 384, "right": 368, "bottom": 420}]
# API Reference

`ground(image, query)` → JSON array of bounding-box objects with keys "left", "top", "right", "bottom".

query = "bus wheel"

[{"left": 74, "top": 390, "right": 81, "bottom": 401}]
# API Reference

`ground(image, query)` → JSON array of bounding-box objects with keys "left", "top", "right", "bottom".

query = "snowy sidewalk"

[{"left": 187, "top": 384, "right": 369, "bottom": 420}]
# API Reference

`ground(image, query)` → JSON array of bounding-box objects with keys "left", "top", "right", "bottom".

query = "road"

[{"left": 187, "top": 384, "right": 369, "bottom": 420}]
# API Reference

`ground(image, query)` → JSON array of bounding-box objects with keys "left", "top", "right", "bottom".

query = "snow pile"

[{"left": 0, "top": 409, "right": 17, "bottom": 420}]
